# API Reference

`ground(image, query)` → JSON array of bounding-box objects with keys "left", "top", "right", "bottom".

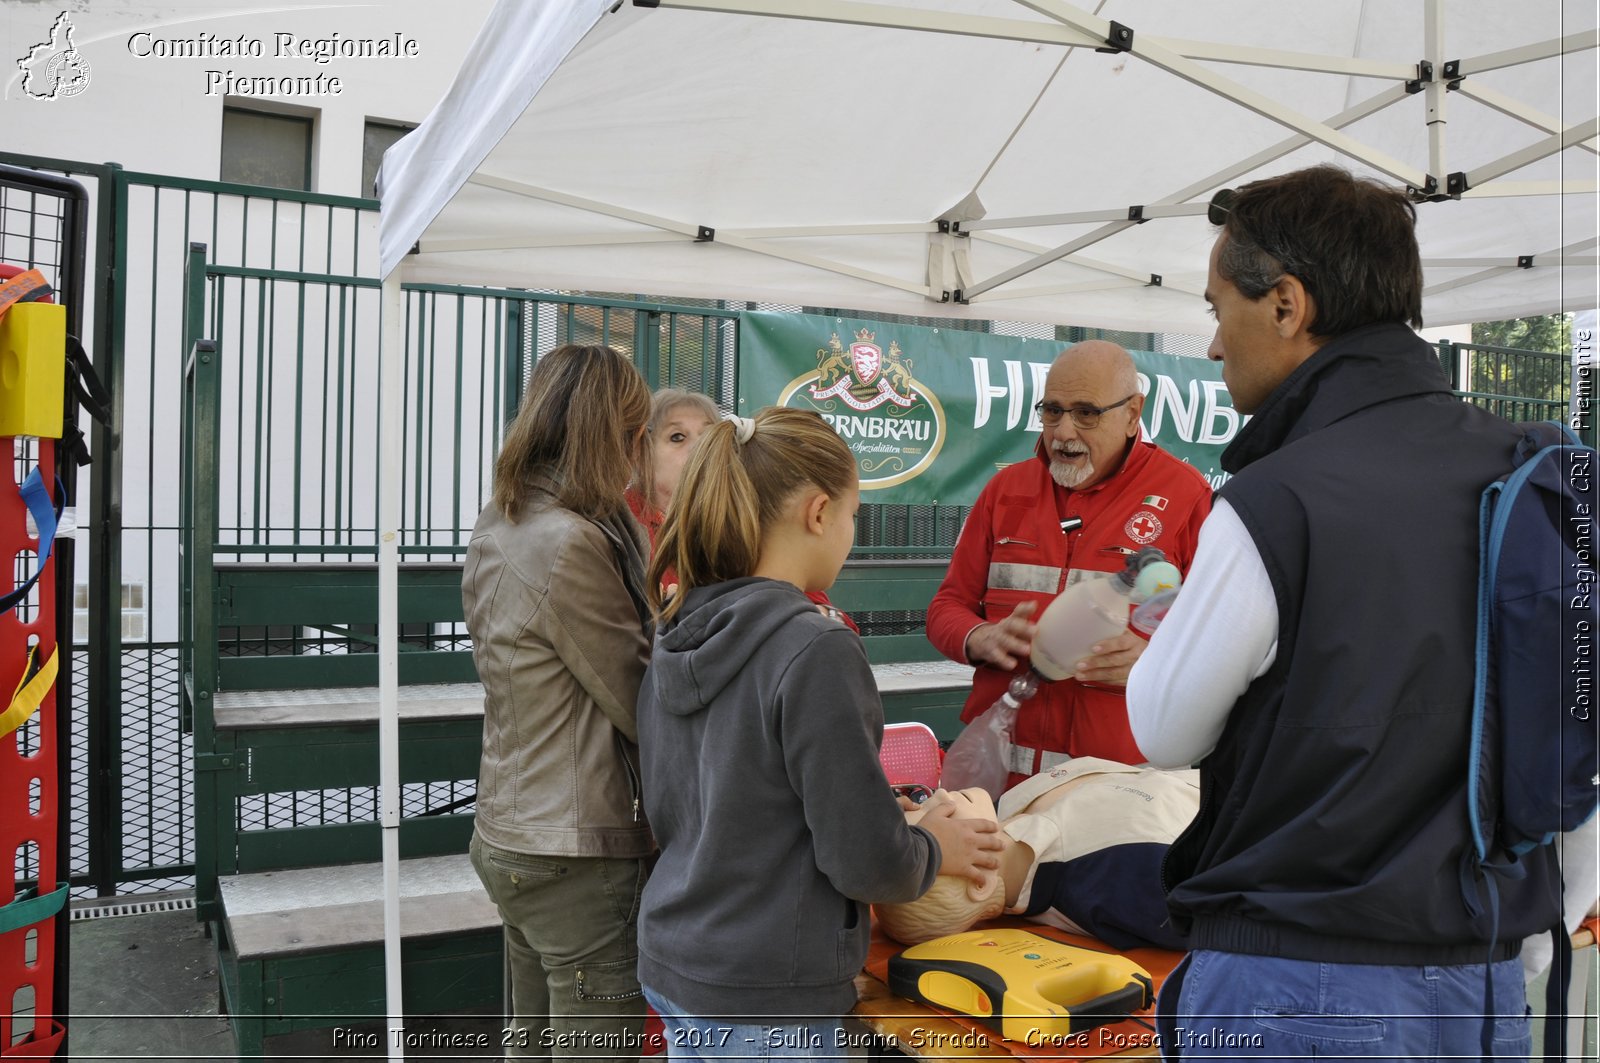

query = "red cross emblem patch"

[{"left": 1125, "top": 509, "right": 1163, "bottom": 544}]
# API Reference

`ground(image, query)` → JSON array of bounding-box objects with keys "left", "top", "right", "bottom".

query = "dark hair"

[
  {"left": 1215, "top": 165, "right": 1424, "bottom": 335},
  {"left": 492, "top": 344, "right": 651, "bottom": 521},
  {"left": 650, "top": 407, "right": 856, "bottom": 623}
]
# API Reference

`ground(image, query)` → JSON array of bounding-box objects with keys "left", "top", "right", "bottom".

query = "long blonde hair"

[
  {"left": 492, "top": 344, "right": 651, "bottom": 521},
  {"left": 650, "top": 407, "right": 855, "bottom": 622}
]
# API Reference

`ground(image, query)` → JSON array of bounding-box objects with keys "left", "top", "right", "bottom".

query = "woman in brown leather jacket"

[{"left": 463, "top": 344, "right": 655, "bottom": 1061}]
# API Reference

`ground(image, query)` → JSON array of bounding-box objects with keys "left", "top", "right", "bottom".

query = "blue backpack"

[{"left": 1467, "top": 419, "right": 1598, "bottom": 1060}]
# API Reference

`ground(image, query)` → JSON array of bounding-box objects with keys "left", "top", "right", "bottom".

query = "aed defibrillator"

[{"left": 887, "top": 928, "right": 1153, "bottom": 1040}]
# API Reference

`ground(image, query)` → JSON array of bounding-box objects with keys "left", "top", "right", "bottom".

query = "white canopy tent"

[
  {"left": 371, "top": 0, "right": 1597, "bottom": 1054},
  {"left": 381, "top": 0, "right": 1596, "bottom": 332}
]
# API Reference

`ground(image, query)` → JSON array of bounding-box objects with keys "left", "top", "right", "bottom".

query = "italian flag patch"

[{"left": 1141, "top": 494, "right": 1169, "bottom": 511}]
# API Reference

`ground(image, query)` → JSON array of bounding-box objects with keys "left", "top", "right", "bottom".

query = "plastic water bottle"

[
  {"left": 1030, "top": 548, "right": 1179, "bottom": 680},
  {"left": 941, "top": 549, "right": 1180, "bottom": 798}
]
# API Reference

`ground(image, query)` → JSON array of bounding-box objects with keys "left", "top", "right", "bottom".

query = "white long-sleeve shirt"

[{"left": 1126, "top": 499, "right": 1276, "bottom": 767}]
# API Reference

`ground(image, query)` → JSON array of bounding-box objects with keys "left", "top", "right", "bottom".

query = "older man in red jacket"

[{"left": 927, "top": 341, "right": 1212, "bottom": 790}]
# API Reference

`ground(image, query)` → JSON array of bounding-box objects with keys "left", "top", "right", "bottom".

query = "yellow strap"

[{"left": 0, "top": 644, "right": 57, "bottom": 738}]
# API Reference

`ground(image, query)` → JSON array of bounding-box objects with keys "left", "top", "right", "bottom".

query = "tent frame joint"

[
  {"left": 1127, "top": 205, "right": 1148, "bottom": 223},
  {"left": 1517, "top": 255, "right": 1535, "bottom": 269},
  {"left": 1407, "top": 174, "right": 1459, "bottom": 203},
  {"left": 1146, "top": 274, "right": 1163, "bottom": 287},
  {"left": 695, "top": 225, "right": 715, "bottom": 242},
  {"left": 1441, "top": 58, "right": 1465, "bottom": 89},
  {"left": 1405, "top": 60, "right": 1433, "bottom": 95},
  {"left": 1097, "top": 21, "right": 1134, "bottom": 53}
]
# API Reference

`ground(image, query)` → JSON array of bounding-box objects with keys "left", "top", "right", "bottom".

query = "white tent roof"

[{"left": 380, "top": 0, "right": 1597, "bottom": 333}]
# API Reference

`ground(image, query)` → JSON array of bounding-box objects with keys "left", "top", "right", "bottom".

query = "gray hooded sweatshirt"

[{"left": 637, "top": 577, "right": 941, "bottom": 1018}]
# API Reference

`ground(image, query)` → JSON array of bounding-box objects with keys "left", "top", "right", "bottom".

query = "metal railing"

[{"left": 1438, "top": 339, "right": 1576, "bottom": 436}]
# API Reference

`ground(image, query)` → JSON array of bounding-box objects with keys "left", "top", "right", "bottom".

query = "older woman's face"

[{"left": 652, "top": 405, "right": 716, "bottom": 507}]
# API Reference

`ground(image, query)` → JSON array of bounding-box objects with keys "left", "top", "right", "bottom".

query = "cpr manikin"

[{"left": 875, "top": 758, "right": 1198, "bottom": 950}]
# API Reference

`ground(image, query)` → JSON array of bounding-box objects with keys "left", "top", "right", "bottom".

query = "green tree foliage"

[
  {"left": 1471, "top": 314, "right": 1572, "bottom": 354},
  {"left": 1465, "top": 314, "right": 1571, "bottom": 417}
]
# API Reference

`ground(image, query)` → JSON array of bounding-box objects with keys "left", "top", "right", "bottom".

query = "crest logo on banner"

[{"left": 778, "top": 328, "right": 946, "bottom": 490}]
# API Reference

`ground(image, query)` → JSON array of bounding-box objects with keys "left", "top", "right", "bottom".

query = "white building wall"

[
  {"left": 2, "top": 1, "right": 494, "bottom": 197},
  {"left": 3, "top": 1, "right": 497, "bottom": 642}
]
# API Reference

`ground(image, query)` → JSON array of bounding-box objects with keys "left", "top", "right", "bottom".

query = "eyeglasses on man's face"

[{"left": 1034, "top": 394, "right": 1137, "bottom": 430}]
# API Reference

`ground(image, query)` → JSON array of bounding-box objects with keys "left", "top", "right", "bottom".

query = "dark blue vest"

[{"left": 1164, "top": 322, "right": 1561, "bottom": 964}]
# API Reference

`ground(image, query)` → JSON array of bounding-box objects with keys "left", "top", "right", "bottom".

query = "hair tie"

[{"left": 729, "top": 415, "right": 756, "bottom": 445}]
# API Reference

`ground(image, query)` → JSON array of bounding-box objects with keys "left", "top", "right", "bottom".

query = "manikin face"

[
  {"left": 1040, "top": 355, "right": 1143, "bottom": 490},
  {"left": 905, "top": 787, "right": 998, "bottom": 827},
  {"left": 905, "top": 787, "right": 1001, "bottom": 901},
  {"left": 651, "top": 404, "right": 716, "bottom": 507}
]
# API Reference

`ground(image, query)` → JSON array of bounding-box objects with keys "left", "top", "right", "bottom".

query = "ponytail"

[{"left": 650, "top": 407, "right": 855, "bottom": 623}]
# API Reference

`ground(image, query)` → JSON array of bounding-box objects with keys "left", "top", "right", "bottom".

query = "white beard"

[{"left": 1049, "top": 447, "right": 1095, "bottom": 488}]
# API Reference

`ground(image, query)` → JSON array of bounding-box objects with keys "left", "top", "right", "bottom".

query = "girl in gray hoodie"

[{"left": 636, "top": 407, "right": 1001, "bottom": 1060}]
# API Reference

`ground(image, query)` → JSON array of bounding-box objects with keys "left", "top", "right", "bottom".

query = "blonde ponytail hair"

[{"left": 650, "top": 407, "right": 855, "bottom": 622}]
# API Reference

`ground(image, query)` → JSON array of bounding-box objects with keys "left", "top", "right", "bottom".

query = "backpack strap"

[{"left": 1543, "top": 925, "right": 1572, "bottom": 1063}]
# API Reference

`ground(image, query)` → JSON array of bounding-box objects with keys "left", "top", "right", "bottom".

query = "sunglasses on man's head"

[{"left": 1208, "top": 187, "right": 1236, "bottom": 226}]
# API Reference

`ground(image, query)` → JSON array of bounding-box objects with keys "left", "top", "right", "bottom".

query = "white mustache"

[{"left": 1052, "top": 443, "right": 1088, "bottom": 458}]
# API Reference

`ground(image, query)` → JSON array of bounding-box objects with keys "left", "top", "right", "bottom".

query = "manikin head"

[{"left": 875, "top": 788, "right": 1008, "bottom": 945}]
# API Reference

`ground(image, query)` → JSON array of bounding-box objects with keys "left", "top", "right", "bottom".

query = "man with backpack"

[{"left": 1126, "top": 164, "right": 1568, "bottom": 1058}]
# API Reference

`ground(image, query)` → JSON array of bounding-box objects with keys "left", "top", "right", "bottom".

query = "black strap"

[
  {"left": 57, "top": 335, "right": 112, "bottom": 468},
  {"left": 65, "top": 336, "right": 111, "bottom": 425},
  {"left": 1543, "top": 924, "right": 1571, "bottom": 1063}
]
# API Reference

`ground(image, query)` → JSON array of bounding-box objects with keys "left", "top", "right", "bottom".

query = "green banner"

[{"left": 737, "top": 310, "right": 1242, "bottom": 507}]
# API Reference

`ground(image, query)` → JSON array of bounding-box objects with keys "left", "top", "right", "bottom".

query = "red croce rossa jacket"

[{"left": 927, "top": 437, "right": 1212, "bottom": 769}]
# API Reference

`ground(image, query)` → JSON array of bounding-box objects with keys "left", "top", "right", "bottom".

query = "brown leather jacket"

[{"left": 463, "top": 478, "right": 655, "bottom": 858}]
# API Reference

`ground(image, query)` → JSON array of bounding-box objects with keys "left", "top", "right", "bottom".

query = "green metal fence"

[
  {"left": 0, "top": 151, "right": 748, "bottom": 895},
  {"left": 1438, "top": 339, "right": 1576, "bottom": 433}
]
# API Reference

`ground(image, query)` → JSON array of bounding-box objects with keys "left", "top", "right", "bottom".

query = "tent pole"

[
  {"left": 1424, "top": 0, "right": 1449, "bottom": 183},
  {"left": 379, "top": 270, "right": 407, "bottom": 1062},
  {"left": 1457, "top": 30, "right": 1598, "bottom": 77},
  {"left": 1464, "top": 118, "right": 1600, "bottom": 190},
  {"left": 1454, "top": 83, "right": 1600, "bottom": 155}
]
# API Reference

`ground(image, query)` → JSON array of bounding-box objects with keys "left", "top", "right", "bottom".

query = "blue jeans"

[
  {"left": 1156, "top": 949, "right": 1531, "bottom": 1060},
  {"left": 643, "top": 987, "right": 845, "bottom": 1062}
]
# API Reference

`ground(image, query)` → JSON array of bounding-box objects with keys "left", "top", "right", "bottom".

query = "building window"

[
  {"left": 74, "top": 582, "right": 146, "bottom": 643},
  {"left": 362, "top": 118, "right": 414, "bottom": 199},
  {"left": 220, "top": 106, "right": 312, "bottom": 191}
]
